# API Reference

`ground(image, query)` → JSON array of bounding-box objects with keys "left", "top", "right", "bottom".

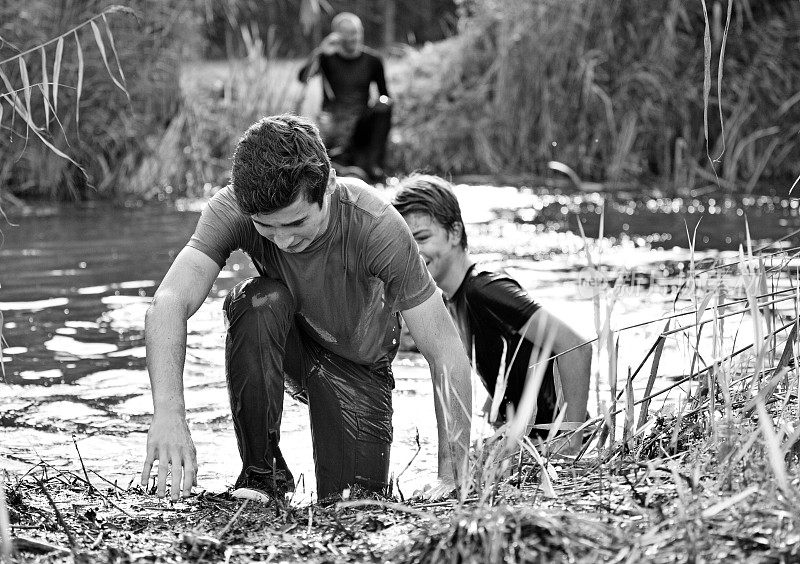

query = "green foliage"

[
  {"left": 0, "top": 0, "right": 195, "bottom": 200},
  {"left": 199, "top": 0, "right": 459, "bottom": 58},
  {"left": 389, "top": 0, "right": 800, "bottom": 191},
  {"left": 129, "top": 56, "right": 311, "bottom": 198}
]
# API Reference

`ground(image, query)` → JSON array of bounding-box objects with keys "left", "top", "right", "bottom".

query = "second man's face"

[{"left": 403, "top": 212, "right": 459, "bottom": 285}]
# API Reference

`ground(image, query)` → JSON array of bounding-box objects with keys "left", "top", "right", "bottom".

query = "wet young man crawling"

[
  {"left": 140, "top": 115, "right": 472, "bottom": 502},
  {"left": 393, "top": 175, "right": 592, "bottom": 450}
]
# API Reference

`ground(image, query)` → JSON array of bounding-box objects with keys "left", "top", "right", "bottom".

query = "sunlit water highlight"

[{"left": 1, "top": 184, "right": 796, "bottom": 501}]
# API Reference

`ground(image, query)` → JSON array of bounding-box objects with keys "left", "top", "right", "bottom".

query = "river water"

[{"left": 1, "top": 184, "right": 797, "bottom": 501}]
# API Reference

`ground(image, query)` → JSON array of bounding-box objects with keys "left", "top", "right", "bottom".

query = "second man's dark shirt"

[{"left": 446, "top": 264, "right": 559, "bottom": 429}]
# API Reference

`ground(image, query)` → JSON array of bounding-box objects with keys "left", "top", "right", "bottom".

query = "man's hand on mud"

[
  {"left": 140, "top": 413, "right": 197, "bottom": 501},
  {"left": 413, "top": 477, "right": 457, "bottom": 501}
]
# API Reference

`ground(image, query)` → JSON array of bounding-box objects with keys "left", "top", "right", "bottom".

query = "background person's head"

[
  {"left": 393, "top": 174, "right": 468, "bottom": 284},
  {"left": 331, "top": 12, "right": 363, "bottom": 57},
  {"left": 231, "top": 113, "right": 331, "bottom": 216}
]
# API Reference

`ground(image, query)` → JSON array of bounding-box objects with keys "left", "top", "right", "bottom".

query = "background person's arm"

[
  {"left": 140, "top": 246, "right": 221, "bottom": 500},
  {"left": 522, "top": 308, "right": 591, "bottom": 448},
  {"left": 401, "top": 292, "right": 472, "bottom": 488},
  {"left": 298, "top": 33, "right": 341, "bottom": 82},
  {"left": 373, "top": 57, "right": 389, "bottom": 99}
]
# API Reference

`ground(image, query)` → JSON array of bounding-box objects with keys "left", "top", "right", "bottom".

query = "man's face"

[
  {"left": 403, "top": 212, "right": 460, "bottom": 285},
  {"left": 336, "top": 20, "right": 363, "bottom": 56},
  {"left": 251, "top": 184, "right": 332, "bottom": 253}
]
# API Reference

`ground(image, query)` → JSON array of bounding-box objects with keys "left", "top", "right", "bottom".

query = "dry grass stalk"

[{"left": 0, "top": 473, "right": 11, "bottom": 563}]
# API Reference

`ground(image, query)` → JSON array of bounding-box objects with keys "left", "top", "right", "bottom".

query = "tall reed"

[
  {"left": 403, "top": 220, "right": 800, "bottom": 561},
  {"left": 0, "top": 0, "right": 191, "bottom": 200},
  {"left": 388, "top": 0, "right": 800, "bottom": 191},
  {"left": 128, "top": 45, "right": 313, "bottom": 197}
]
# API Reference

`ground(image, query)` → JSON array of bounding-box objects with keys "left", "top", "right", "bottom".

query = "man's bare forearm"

[
  {"left": 557, "top": 344, "right": 591, "bottom": 424},
  {"left": 145, "top": 295, "right": 190, "bottom": 416},
  {"left": 298, "top": 51, "right": 321, "bottom": 83},
  {"left": 431, "top": 357, "right": 472, "bottom": 480}
]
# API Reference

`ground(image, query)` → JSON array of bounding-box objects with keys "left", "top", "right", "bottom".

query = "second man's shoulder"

[{"left": 463, "top": 266, "right": 525, "bottom": 297}]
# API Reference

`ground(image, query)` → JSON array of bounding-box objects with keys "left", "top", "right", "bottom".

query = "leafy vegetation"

[
  {"left": 0, "top": 0, "right": 195, "bottom": 201},
  {"left": 389, "top": 0, "right": 800, "bottom": 191}
]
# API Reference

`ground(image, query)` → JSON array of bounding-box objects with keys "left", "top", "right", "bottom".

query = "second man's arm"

[{"left": 401, "top": 292, "right": 472, "bottom": 488}]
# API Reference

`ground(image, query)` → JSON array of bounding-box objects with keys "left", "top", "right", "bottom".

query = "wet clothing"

[
  {"left": 189, "top": 180, "right": 435, "bottom": 365},
  {"left": 298, "top": 49, "right": 391, "bottom": 174},
  {"left": 446, "top": 265, "right": 559, "bottom": 433},
  {"left": 188, "top": 180, "right": 436, "bottom": 497},
  {"left": 224, "top": 277, "right": 394, "bottom": 499}
]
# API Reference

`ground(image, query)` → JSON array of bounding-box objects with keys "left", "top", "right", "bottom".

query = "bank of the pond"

[{"left": 3, "top": 383, "right": 799, "bottom": 563}]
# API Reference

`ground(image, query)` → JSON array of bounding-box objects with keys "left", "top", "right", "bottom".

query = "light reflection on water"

[{"left": 0, "top": 185, "right": 797, "bottom": 500}]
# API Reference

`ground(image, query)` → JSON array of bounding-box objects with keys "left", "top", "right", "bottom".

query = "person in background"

[
  {"left": 298, "top": 12, "right": 392, "bottom": 183},
  {"left": 140, "top": 116, "right": 471, "bottom": 504},
  {"left": 393, "top": 174, "right": 592, "bottom": 452}
]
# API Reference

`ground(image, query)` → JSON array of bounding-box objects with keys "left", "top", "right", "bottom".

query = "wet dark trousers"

[{"left": 223, "top": 277, "right": 394, "bottom": 500}]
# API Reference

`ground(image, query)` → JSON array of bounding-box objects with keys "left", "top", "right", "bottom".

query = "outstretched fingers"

[
  {"left": 156, "top": 451, "right": 170, "bottom": 498},
  {"left": 140, "top": 447, "right": 156, "bottom": 491},
  {"left": 182, "top": 450, "right": 197, "bottom": 498},
  {"left": 169, "top": 449, "right": 184, "bottom": 501}
]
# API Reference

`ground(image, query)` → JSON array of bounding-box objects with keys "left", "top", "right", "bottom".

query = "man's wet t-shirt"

[{"left": 188, "top": 179, "right": 436, "bottom": 365}]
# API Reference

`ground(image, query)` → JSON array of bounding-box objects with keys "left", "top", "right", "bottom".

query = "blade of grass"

[
  {"left": 0, "top": 88, "right": 86, "bottom": 175},
  {"left": 744, "top": 367, "right": 790, "bottom": 416},
  {"left": 102, "top": 14, "right": 128, "bottom": 93},
  {"left": 713, "top": 0, "right": 732, "bottom": 162},
  {"left": 74, "top": 30, "right": 84, "bottom": 131},
  {"left": 0, "top": 472, "right": 10, "bottom": 562},
  {"left": 637, "top": 322, "right": 669, "bottom": 429},
  {"left": 0, "top": 310, "right": 6, "bottom": 382},
  {"left": 52, "top": 36, "right": 63, "bottom": 117},
  {"left": 701, "top": 485, "right": 758, "bottom": 519},
  {"left": 18, "top": 56, "right": 32, "bottom": 126},
  {"left": 489, "top": 337, "right": 509, "bottom": 423},
  {"left": 700, "top": 0, "right": 713, "bottom": 165},
  {"left": 622, "top": 369, "right": 634, "bottom": 450},
  {"left": 40, "top": 46, "right": 49, "bottom": 127},
  {"left": 90, "top": 20, "right": 128, "bottom": 99},
  {"left": 506, "top": 328, "right": 555, "bottom": 447},
  {"left": 755, "top": 399, "right": 792, "bottom": 496}
]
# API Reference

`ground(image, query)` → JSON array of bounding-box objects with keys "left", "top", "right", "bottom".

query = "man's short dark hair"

[
  {"left": 392, "top": 174, "right": 468, "bottom": 249},
  {"left": 231, "top": 114, "right": 331, "bottom": 215}
]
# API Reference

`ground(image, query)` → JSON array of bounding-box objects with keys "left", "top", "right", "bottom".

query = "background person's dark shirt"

[
  {"left": 446, "top": 265, "right": 558, "bottom": 427},
  {"left": 300, "top": 49, "right": 388, "bottom": 114}
]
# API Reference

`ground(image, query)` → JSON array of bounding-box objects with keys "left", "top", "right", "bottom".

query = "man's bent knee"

[{"left": 223, "top": 277, "right": 295, "bottom": 322}]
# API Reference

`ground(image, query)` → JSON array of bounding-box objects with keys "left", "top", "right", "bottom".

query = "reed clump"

[
  {"left": 389, "top": 0, "right": 800, "bottom": 191},
  {"left": 131, "top": 55, "right": 314, "bottom": 198},
  {"left": 390, "top": 228, "right": 800, "bottom": 562},
  {"left": 0, "top": 0, "right": 193, "bottom": 201}
]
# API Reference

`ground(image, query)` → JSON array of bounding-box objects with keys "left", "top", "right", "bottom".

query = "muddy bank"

[{"left": 4, "top": 402, "right": 800, "bottom": 564}]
